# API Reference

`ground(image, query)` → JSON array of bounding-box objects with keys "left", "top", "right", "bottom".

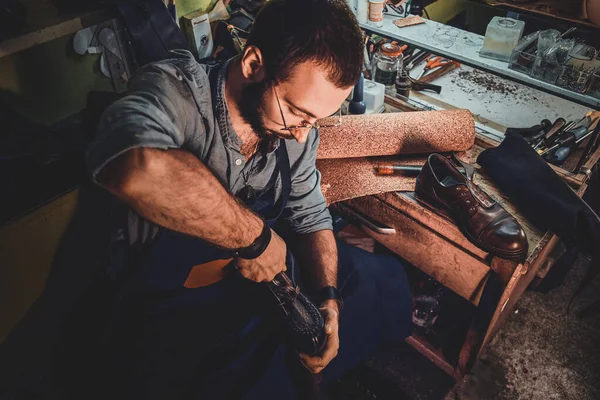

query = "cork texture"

[
  {"left": 316, "top": 109, "right": 475, "bottom": 159},
  {"left": 318, "top": 155, "right": 429, "bottom": 205}
]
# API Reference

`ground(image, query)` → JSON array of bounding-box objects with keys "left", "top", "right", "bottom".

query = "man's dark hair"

[{"left": 246, "top": 0, "right": 364, "bottom": 88}]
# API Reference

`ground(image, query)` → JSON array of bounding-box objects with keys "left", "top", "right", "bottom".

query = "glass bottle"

[
  {"left": 412, "top": 276, "right": 445, "bottom": 334},
  {"left": 371, "top": 42, "right": 404, "bottom": 87}
]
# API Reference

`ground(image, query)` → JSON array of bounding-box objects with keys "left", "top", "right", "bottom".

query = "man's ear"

[{"left": 241, "top": 45, "right": 266, "bottom": 82}]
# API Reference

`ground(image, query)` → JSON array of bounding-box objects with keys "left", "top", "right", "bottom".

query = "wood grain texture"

[
  {"left": 344, "top": 195, "right": 490, "bottom": 305},
  {"left": 376, "top": 192, "right": 490, "bottom": 260}
]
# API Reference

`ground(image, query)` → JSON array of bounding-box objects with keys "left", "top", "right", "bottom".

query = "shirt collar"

[{"left": 212, "top": 56, "right": 243, "bottom": 149}]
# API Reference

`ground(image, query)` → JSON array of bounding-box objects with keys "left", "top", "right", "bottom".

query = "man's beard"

[{"left": 239, "top": 80, "right": 294, "bottom": 151}]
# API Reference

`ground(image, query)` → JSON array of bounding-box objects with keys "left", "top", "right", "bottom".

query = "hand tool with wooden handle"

[
  {"left": 506, "top": 119, "right": 551, "bottom": 138},
  {"left": 419, "top": 61, "right": 460, "bottom": 83},
  {"left": 403, "top": 48, "right": 423, "bottom": 66},
  {"left": 539, "top": 126, "right": 593, "bottom": 156},
  {"left": 405, "top": 51, "right": 430, "bottom": 72},
  {"left": 575, "top": 121, "right": 600, "bottom": 173},
  {"left": 410, "top": 79, "right": 442, "bottom": 93},
  {"left": 534, "top": 118, "right": 567, "bottom": 150}
]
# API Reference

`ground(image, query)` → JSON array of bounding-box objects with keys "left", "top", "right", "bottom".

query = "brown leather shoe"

[{"left": 415, "top": 153, "right": 528, "bottom": 260}]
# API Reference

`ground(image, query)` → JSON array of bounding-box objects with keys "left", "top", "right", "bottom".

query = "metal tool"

[
  {"left": 403, "top": 48, "right": 423, "bottom": 66},
  {"left": 534, "top": 118, "right": 567, "bottom": 150},
  {"left": 506, "top": 120, "right": 551, "bottom": 138},
  {"left": 539, "top": 115, "right": 597, "bottom": 156},
  {"left": 417, "top": 56, "right": 454, "bottom": 80},
  {"left": 540, "top": 124, "right": 589, "bottom": 154},
  {"left": 567, "top": 114, "right": 591, "bottom": 130},
  {"left": 410, "top": 80, "right": 442, "bottom": 93},
  {"left": 395, "top": 71, "right": 412, "bottom": 99},
  {"left": 539, "top": 127, "right": 593, "bottom": 156},
  {"left": 405, "top": 51, "right": 431, "bottom": 72},
  {"left": 574, "top": 122, "right": 600, "bottom": 173},
  {"left": 563, "top": 121, "right": 577, "bottom": 132},
  {"left": 561, "top": 26, "right": 577, "bottom": 38},
  {"left": 375, "top": 164, "right": 465, "bottom": 175}
]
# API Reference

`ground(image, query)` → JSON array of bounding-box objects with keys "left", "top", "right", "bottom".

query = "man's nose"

[{"left": 291, "top": 127, "right": 311, "bottom": 144}]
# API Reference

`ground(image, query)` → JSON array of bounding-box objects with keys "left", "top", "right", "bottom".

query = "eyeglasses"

[{"left": 273, "top": 87, "right": 342, "bottom": 131}]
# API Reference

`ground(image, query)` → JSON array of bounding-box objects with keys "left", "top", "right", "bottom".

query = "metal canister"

[
  {"left": 371, "top": 42, "right": 404, "bottom": 87},
  {"left": 395, "top": 71, "right": 412, "bottom": 100}
]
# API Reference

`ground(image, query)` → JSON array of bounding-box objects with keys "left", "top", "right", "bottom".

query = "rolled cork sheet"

[
  {"left": 318, "top": 155, "right": 428, "bottom": 205},
  {"left": 316, "top": 109, "right": 475, "bottom": 159}
]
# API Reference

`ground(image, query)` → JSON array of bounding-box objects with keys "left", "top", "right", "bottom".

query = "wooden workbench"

[{"left": 333, "top": 97, "right": 595, "bottom": 379}]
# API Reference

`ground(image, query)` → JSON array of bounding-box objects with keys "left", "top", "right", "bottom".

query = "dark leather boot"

[
  {"left": 267, "top": 273, "right": 327, "bottom": 356},
  {"left": 415, "top": 153, "right": 528, "bottom": 260}
]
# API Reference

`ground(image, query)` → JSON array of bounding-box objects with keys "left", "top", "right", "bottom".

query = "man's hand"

[
  {"left": 299, "top": 300, "right": 340, "bottom": 374},
  {"left": 233, "top": 229, "right": 287, "bottom": 282}
]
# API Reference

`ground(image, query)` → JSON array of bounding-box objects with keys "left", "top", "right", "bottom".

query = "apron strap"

[{"left": 271, "top": 138, "right": 291, "bottom": 221}]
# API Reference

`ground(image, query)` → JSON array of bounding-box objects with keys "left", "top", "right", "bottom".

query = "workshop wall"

[
  {"left": 0, "top": 36, "right": 112, "bottom": 126},
  {"left": 0, "top": 190, "right": 79, "bottom": 342},
  {"left": 0, "top": 36, "right": 108, "bottom": 340},
  {"left": 0, "top": 0, "right": 218, "bottom": 344},
  {"left": 0, "top": 0, "right": 217, "bottom": 125},
  {"left": 425, "top": 0, "right": 466, "bottom": 24},
  {"left": 177, "top": 0, "right": 218, "bottom": 18}
]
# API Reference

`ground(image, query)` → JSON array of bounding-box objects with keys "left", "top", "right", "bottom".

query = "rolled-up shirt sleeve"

[
  {"left": 283, "top": 130, "right": 333, "bottom": 234},
  {"left": 86, "top": 64, "right": 200, "bottom": 181}
]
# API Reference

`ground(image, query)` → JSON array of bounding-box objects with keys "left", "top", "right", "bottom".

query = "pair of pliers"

[{"left": 417, "top": 56, "right": 454, "bottom": 80}]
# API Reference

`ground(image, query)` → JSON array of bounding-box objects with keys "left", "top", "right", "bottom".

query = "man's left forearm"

[{"left": 294, "top": 229, "right": 338, "bottom": 292}]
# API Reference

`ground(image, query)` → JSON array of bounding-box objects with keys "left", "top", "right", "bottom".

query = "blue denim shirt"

[{"left": 87, "top": 50, "right": 332, "bottom": 235}]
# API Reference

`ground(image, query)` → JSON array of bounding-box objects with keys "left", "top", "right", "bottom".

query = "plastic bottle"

[{"left": 349, "top": 72, "right": 366, "bottom": 115}]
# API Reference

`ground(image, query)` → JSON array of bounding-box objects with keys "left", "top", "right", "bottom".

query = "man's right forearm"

[{"left": 97, "top": 147, "right": 264, "bottom": 250}]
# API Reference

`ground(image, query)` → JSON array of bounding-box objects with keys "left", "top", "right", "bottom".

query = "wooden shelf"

[
  {"left": 0, "top": 0, "right": 114, "bottom": 58},
  {"left": 406, "top": 335, "right": 456, "bottom": 377}
]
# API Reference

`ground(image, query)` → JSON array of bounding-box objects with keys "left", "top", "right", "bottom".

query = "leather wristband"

[
  {"left": 234, "top": 218, "right": 271, "bottom": 260},
  {"left": 313, "top": 286, "right": 343, "bottom": 311}
]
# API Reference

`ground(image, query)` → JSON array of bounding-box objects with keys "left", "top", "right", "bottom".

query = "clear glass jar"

[
  {"left": 412, "top": 276, "right": 445, "bottom": 334},
  {"left": 371, "top": 42, "right": 404, "bottom": 87}
]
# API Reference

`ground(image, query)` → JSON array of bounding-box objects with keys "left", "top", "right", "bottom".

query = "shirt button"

[{"left": 234, "top": 158, "right": 243, "bottom": 166}]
